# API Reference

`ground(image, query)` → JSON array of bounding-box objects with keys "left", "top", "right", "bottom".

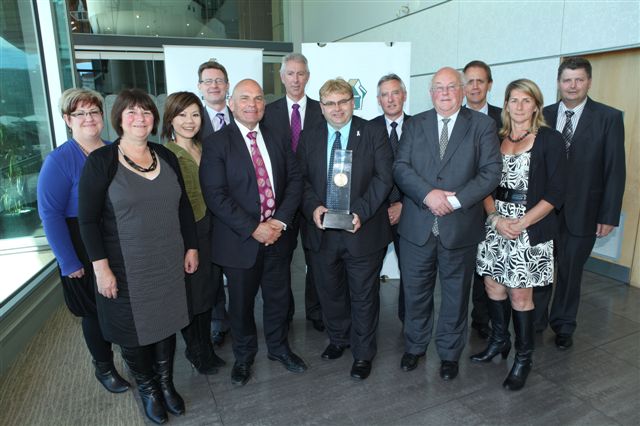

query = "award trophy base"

[{"left": 323, "top": 211, "right": 354, "bottom": 231}]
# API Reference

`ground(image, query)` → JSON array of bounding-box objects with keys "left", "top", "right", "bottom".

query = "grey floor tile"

[{"left": 599, "top": 331, "right": 640, "bottom": 369}]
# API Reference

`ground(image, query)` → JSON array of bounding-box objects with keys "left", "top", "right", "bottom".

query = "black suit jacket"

[
  {"left": 487, "top": 104, "right": 503, "bottom": 131},
  {"left": 543, "top": 97, "right": 625, "bottom": 236},
  {"left": 199, "top": 122, "right": 303, "bottom": 268},
  {"left": 372, "top": 113, "right": 412, "bottom": 203},
  {"left": 296, "top": 115, "right": 394, "bottom": 257},
  {"left": 262, "top": 96, "right": 324, "bottom": 146},
  {"left": 394, "top": 107, "right": 502, "bottom": 249},
  {"left": 201, "top": 106, "right": 233, "bottom": 141}
]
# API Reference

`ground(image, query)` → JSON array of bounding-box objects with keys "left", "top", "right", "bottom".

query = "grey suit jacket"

[{"left": 393, "top": 107, "right": 501, "bottom": 249}]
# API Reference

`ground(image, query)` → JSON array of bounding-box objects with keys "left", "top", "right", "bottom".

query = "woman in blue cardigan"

[{"left": 37, "top": 88, "right": 130, "bottom": 394}]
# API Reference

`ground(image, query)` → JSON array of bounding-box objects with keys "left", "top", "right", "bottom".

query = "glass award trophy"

[{"left": 323, "top": 149, "right": 354, "bottom": 230}]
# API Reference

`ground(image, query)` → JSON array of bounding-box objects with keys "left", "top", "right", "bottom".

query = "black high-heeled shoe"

[{"left": 470, "top": 298, "right": 512, "bottom": 362}]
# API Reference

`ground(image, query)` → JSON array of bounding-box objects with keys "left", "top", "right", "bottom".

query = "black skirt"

[{"left": 185, "top": 213, "right": 215, "bottom": 316}]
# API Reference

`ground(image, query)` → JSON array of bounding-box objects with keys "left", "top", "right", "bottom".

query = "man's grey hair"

[
  {"left": 429, "top": 67, "right": 465, "bottom": 91},
  {"left": 377, "top": 73, "right": 406, "bottom": 96},
  {"left": 280, "top": 52, "right": 309, "bottom": 75}
]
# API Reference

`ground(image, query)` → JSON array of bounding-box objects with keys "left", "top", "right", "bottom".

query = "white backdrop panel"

[{"left": 163, "top": 46, "right": 262, "bottom": 96}]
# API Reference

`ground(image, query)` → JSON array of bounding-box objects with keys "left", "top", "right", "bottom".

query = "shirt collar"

[
  {"left": 384, "top": 113, "right": 405, "bottom": 127},
  {"left": 286, "top": 94, "right": 307, "bottom": 112},
  {"left": 234, "top": 119, "right": 260, "bottom": 138},
  {"left": 327, "top": 118, "right": 352, "bottom": 141}
]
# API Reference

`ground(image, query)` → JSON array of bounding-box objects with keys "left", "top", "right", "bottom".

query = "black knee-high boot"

[
  {"left": 182, "top": 314, "right": 218, "bottom": 375},
  {"left": 120, "top": 345, "right": 167, "bottom": 424},
  {"left": 470, "top": 298, "right": 512, "bottom": 362},
  {"left": 503, "top": 309, "right": 534, "bottom": 391},
  {"left": 154, "top": 335, "right": 185, "bottom": 416},
  {"left": 198, "top": 310, "right": 226, "bottom": 368}
]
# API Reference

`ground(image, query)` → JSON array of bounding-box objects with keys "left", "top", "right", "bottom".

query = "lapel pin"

[{"left": 357, "top": 130, "right": 360, "bottom": 137}]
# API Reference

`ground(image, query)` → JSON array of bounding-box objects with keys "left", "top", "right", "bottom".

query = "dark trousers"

[
  {"left": 391, "top": 224, "right": 405, "bottom": 322},
  {"left": 82, "top": 315, "right": 113, "bottom": 362},
  {"left": 533, "top": 222, "right": 597, "bottom": 335},
  {"left": 210, "top": 263, "right": 229, "bottom": 333},
  {"left": 224, "top": 245, "right": 291, "bottom": 363},
  {"left": 400, "top": 234, "right": 475, "bottom": 361},
  {"left": 471, "top": 273, "right": 490, "bottom": 325},
  {"left": 309, "top": 231, "right": 385, "bottom": 361}
]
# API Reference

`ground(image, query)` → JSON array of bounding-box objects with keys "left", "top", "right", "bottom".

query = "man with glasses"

[
  {"left": 262, "top": 53, "right": 325, "bottom": 332},
  {"left": 296, "top": 78, "right": 393, "bottom": 380},
  {"left": 197, "top": 60, "right": 232, "bottom": 346},
  {"left": 394, "top": 67, "right": 501, "bottom": 380},
  {"left": 198, "top": 60, "right": 232, "bottom": 140},
  {"left": 463, "top": 60, "right": 502, "bottom": 339}
]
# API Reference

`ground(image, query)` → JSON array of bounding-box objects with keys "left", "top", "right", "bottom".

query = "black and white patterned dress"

[{"left": 476, "top": 151, "right": 554, "bottom": 288}]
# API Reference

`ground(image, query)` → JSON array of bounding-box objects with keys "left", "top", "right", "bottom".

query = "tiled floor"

[{"left": 1, "top": 246, "right": 638, "bottom": 425}]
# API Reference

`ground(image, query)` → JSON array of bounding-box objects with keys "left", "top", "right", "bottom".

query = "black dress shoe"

[
  {"left": 350, "top": 360, "right": 372, "bottom": 380},
  {"left": 308, "top": 318, "right": 326, "bottom": 332},
  {"left": 211, "top": 330, "right": 227, "bottom": 346},
  {"left": 471, "top": 321, "right": 492, "bottom": 339},
  {"left": 400, "top": 352, "right": 424, "bottom": 372},
  {"left": 230, "top": 362, "right": 252, "bottom": 386},
  {"left": 555, "top": 334, "right": 573, "bottom": 350},
  {"left": 268, "top": 352, "right": 308, "bottom": 373},
  {"left": 321, "top": 343, "right": 349, "bottom": 360},
  {"left": 439, "top": 361, "right": 459, "bottom": 381}
]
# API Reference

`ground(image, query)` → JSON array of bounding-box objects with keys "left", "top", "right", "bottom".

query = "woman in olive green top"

[{"left": 163, "top": 91, "right": 225, "bottom": 375}]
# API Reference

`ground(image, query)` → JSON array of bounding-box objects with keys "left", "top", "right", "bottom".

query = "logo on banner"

[{"left": 348, "top": 79, "right": 367, "bottom": 110}]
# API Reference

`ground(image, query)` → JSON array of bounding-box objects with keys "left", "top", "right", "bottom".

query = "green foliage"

[{"left": 0, "top": 123, "right": 27, "bottom": 214}]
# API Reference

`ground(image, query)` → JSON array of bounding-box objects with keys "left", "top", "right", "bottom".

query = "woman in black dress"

[{"left": 79, "top": 89, "right": 198, "bottom": 424}]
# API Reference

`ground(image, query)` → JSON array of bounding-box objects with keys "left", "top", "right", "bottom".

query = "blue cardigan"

[{"left": 37, "top": 139, "right": 110, "bottom": 275}]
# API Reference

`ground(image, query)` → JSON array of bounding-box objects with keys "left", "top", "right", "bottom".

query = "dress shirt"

[
  {"left": 435, "top": 109, "right": 461, "bottom": 209},
  {"left": 286, "top": 95, "right": 308, "bottom": 128},
  {"left": 326, "top": 119, "right": 352, "bottom": 172},
  {"left": 384, "top": 113, "right": 405, "bottom": 139},
  {"left": 556, "top": 98, "right": 587, "bottom": 133},
  {"left": 205, "top": 104, "right": 231, "bottom": 131},
  {"left": 465, "top": 102, "right": 489, "bottom": 115}
]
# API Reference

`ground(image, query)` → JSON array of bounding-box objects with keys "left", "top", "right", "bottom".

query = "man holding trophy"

[{"left": 296, "top": 78, "right": 394, "bottom": 380}]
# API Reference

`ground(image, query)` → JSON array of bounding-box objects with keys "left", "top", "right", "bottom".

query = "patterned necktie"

[
  {"left": 216, "top": 112, "right": 226, "bottom": 131},
  {"left": 433, "top": 118, "right": 451, "bottom": 236},
  {"left": 290, "top": 103, "right": 302, "bottom": 152},
  {"left": 562, "top": 110, "right": 575, "bottom": 157},
  {"left": 326, "top": 131, "right": 341, "bottom": 210},
  {"left": 388, "top": 122, "right": 401, "bottom": 203},
  {"left": 247, "top": 131, "right": 275, "bottom": 222}
]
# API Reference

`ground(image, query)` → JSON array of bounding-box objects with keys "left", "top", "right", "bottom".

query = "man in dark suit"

[
  {"left": 534, "top": 57, "right": 626, "bottom": 350},
  {"left": 297, "top": 78, "right": 393, "bottom": 380},
  {"left": 262, "top": 53, "right": 325, "bottom": 332},
  {"left": 372, "top": 73, "right": 411, "bottom": 324},
  {"left": 394, "top": 67, "right": 501, "bottom": 380},
  {"left": 197, "top": 60, "right": 232, "bottom": 346},
  {"left": 200, "top": 79, "right": 306, "bottom": 386},
  {"left": 463, "top": 60, "right": 503, "bottom": 339}
]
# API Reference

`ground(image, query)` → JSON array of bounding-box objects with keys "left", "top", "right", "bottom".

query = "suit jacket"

[
  {"left": 372, "top": 113, "right": 412, "bottom": 201},
  {"left": 297, "top": 115, "right": 394, "bottom": 257},
  {"left": 262, "top": 95, "right": 324, "bottom": 146},
  {"left": 199, "top": 122, "right": 303, "bottom": 269},
  {"left": 201, "top": 107, "right": 234, "bottom": 141},
  {"left": 393, "top": 107, "right": 502, "bottom": 249},
  {"left": 487, "top": 104, "right": 503, "bottom": 131},
  {"left": 543, "top": 97, "right": 625, "bottom": 236}
]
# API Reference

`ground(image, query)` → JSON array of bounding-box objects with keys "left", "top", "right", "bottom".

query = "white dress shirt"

[
  {"left": 285, "top": 95, "right": 308, "bottom": 128},
  {"left": 384, "top": 113, "right": 406, "bottom": 139}
]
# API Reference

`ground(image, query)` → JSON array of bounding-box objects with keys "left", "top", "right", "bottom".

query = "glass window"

[
  {"left": 0, "top": 0, "right": 56, "bottom": 304},
  {"left": 68, "top": 0, "right": 285, "bottom": 41}
]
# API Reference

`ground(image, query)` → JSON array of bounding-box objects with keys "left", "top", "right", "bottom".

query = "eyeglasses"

[
  {"left": 199, "top": 78, "right": 227, "bottom": 86},
  {"left": 321, "top": 97, "right": 353, "bottom": 108},
  {"left": 69, "top": 110, "right": 102, "bottom": 119},
  {"left": 431, "top": 84, "right": 462, "bottom": 94}
]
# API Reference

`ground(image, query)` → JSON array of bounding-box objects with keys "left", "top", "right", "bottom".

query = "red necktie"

[{"left": 247, "top": 131, "right": 275, "bottom": 221}]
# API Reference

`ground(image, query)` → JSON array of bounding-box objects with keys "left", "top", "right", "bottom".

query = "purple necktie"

[
  {"left": 290, "top": 103, "right": 302, "bottom": 152},
  {"left": 216, "top": 112, "right": 226, "bottom": 130},
  {"left": 248, "top": 131, "right": 275, "bottom": 222}
]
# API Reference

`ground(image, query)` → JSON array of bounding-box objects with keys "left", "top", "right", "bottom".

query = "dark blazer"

[
  {"left": 543, "top": 97, "right": 625, "bottom": 236},
  {"left": 488, "top": 104, "right": 503, "bottom": 131},
  {"left": 394, "top": 107, "right": 502, "bottom": 249},
  {"left": 372, "top": 113, "right": 412, "bottom": 202},
  {"left": 199, "top": 122, "right": 303, "bottom": 269},
  {"left": 296, "top": 115, "right": 394, "bottom": 257},
  {"left": 519, "top": 126, "right": 567, "bottom": 245},
  {"left": 78, "top": 141, "right": 198, "bottom": 261},
  {"left": 201, "top": 106, "right": 233, "bottom": 141},
  {"left": 262, "top": 96, "right": 324, "bottom": 144}
]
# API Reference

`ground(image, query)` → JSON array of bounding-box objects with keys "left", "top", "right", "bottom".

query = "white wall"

[{"left": 300, "top": 0, "right": 640, "bottom": 113}]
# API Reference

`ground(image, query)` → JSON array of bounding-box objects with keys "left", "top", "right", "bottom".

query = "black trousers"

[
  {"left": 224, "top": 245, "right": 291, "bottom": 363},
  {"left": 391, "top": 224, "right": 405, "bottom": 322},
  {"left": 534, "top": 221, "right": 597, "bottom": 335},
  {"left": 309, "top": 231, "right": 385, "bottom": 361},
  {"left": 210, "top": 263, "right": 229, "bottom": 333},
  {"left": 471, "top": 273, "right": 490, "bottom": 325}
]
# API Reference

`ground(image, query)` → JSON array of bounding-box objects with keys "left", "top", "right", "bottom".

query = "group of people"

[{"left": 37, "top": 54, "right": 625, "bottom": 424}]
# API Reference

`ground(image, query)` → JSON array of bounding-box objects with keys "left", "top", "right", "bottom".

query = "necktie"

[
  {"left": 326, "top": 131, "right": 341, "bottom": 210},
  {"left": 216, "top": 112, "right": 226, "bottom": 131},
  {"left": 290, "top": 103, "right": 302, "bottom": 152},
  {"left": 562, "top": 110, "right": 575, "bottom": 157},
  {"left": 433, "top": 118, "right": 451, "bottom": 236},
  {"left": 247, "top": 131, "right": 275, "bottom": 222},
  {"left": 388, "top": 122, "right": 401, "bottom": 203}
]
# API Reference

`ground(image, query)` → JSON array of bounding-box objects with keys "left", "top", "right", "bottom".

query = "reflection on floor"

[{"left": 1, "top": 246, "right": 638, "bottom": 425}]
